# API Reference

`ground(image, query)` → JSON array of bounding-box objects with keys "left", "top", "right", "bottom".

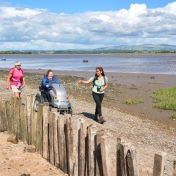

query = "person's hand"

[
  {"left": 21, "top": 84, "right": 25, "bottom": 89},
  {"left": 77, "top": 80, "right": 82, "bottom": 84},
  {"left": 99, "top": 87, "right": 104, "bottom": 92},
  {"left": 6, "top": 85, "right": 10, "bottom": 90}
]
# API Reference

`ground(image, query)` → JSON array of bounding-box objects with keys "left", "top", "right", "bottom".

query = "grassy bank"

[{"left": 153, "top": 88, "right": 176, "bottom": 110}]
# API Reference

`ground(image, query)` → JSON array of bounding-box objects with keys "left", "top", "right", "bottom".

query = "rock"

[
  {"left": 20, "top": 174, "right": 30, "bottom": 176},
  {"left": 7, "top": 135, "right": 18, "bottom": 144},
  {"left": 24, "top": 145, "right": 36, "bottom": 153}
]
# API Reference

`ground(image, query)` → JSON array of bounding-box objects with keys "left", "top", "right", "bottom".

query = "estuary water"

[{"left": 0, "top": 54, "right": 176, "bottom": 74}]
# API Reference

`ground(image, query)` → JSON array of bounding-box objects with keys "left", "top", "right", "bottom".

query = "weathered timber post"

[
  {"left": 5, "top": 100, "right": 11, "bottom": 132},
  {"left": 87, "top": 124, "right": 97, "bottom": 176},
  {"left": 0, "top": 101, "right": 7, "bottom": 132},
  {"left": 42, "top": 103, "right": 49, "bottom": 160},
  {"left": 101, "top": 136, "right": 120, "bottom": 176},
  {"left": 153, "top": 152, "right": 166, "bottom": 176},
  {"left": 95, "top": 130, "right": 104, "bottom": 176},
  {"left": 126, "top": 147, "right": 138, "bottom": 176},
  {"left": 78, "top": 121, "right": 87, "bottom": 176},
  {"left": 52, "top": 109, "right": 59, "bottom": 167},
  {"left": 66, "top": 117, "right": 81, "bottom": 176},
  {"left": 36, "top": 104, "right": 43, "bottom": 154},
  {"left": 48, "top": 110, "right": 55, "bottom": 165},
  {"left": 19, "top": 103, "right": 28, "bottom": 141},
  {"left": 9, "top": 97, "right": 15, "bottom": 133},
  {"left": 173, "top": 160, "right": 176, "bottom": 176},
  {"left": 26, "top": 95, "right": 33, "bottom": 144},
  {"left": 0, "top": 101, "right": 4, "bottom": 131},
  {"left": 117, "top": 142, "right": 127, "bottom": 176},
  {"left": 14, "top": 98, "right": 21, "bottom": 139},
  {"left": 58, "top": 116, "right": 68, "bottom": 172}
]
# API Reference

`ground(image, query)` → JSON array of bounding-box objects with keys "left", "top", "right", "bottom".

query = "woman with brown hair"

[{"left": 77, "top": 67, "right": 108, "bottom": 124}]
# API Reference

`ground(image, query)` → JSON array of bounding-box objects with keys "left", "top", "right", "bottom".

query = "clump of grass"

[
  {"left": 124, "top": 99, "right": 144, "bottom": 105},
  {"left": 171, "top": 112, "right": 176, "bottom": 120},
  {"left": 152, "top": 88, "right": 176, "bottom": 110}
]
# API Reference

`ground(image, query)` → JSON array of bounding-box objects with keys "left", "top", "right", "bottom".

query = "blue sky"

[
  {"left": 0, "top": 1, "right": 176, "bottom": 50},
  {"left": 2, "top": 0, "right": 175, "bottom": 13}
]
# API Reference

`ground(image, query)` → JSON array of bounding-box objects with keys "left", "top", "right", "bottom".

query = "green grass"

[
  {"left": 124, "top": 99, "right": 144, "bottom": 105},
  {"left": 152, "top": 88, "right": 176, "bottom": 110}
]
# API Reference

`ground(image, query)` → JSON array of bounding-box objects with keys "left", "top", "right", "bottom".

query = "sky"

[{"left": 0, "top": 0, "right": 176, "bottom": 50}]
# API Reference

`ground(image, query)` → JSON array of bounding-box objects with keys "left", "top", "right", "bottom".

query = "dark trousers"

[{"left": 92, "top": 92, "right": 104, "bottom": 116}]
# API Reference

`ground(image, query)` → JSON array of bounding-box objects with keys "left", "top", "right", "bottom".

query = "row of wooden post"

[{"left": 0, "top": 95, "right": 175, "bottom": 176}]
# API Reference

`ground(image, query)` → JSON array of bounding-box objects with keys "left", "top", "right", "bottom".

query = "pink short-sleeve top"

[{"left": 9, "top": 68, "right": 24, "bottom": 87}]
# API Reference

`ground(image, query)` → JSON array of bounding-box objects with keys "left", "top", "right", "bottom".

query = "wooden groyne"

[{"left": 0, "top": 95, "right": 175, "bottom": 176}]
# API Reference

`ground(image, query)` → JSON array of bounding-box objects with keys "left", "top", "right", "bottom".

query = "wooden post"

[
  {"left": 13, "top": 98, "right": 21, "bottom": 139},
  {"left": 20, "top": 103, "right": 28, "bottom": 142},
  {"left": 0, "top": 101, "right": 7, "bottom": 132},
  {"left": 66, "top": 117, "right": 81, "bottom": 176},
  {"left": 117, "top": 142, "right": 127, "bottom": 176},
  {"left": 78, "top": 121, "right": 87, "bottom": 176},
  {"left": 48, "top": 111, "right": 55, "bottom": 165},
  {"left": 173, "top": 160, "right": 176, "bottom": 176},
  {"left": 9, "top": 97, "right": 15, "bottom": 133},
  {"left": 95, "top": 130, "right": 104, "bottom": 176},
  {"left": 5, "top": 100, "right": 11, "bottom": 132},
  {"left": 31, "top": 95, "right": 36, "bottom": 145},
  {"left": 126, "top": 147, "right": 138, "bottom": 176},
  {"left": 53, "top": 111, "right": 59, "bottom": 167},
  {"left": 153, "top": 152, "right": 166, "bottom": 176},
  {"left": 101, "top": 136, "right": 121, "bottom": 176},
  {"left": 87, "top": 125, "right": 97, "bottom": 176},
  {"left": 58, "top": 116, "right": 68, "bottom": 172},
  {"left": 26, "top": 95, "right": 32, "bottom": 144},
  {"left": 18, "top": 103, "right": 24, "bottom": 140},
  {"left": 0, "top": 101, "right": 4, "bottom": 132},
  {"left": 36, "top": 104, "right": 43, "bottom": 154},
  {"left": 42, "top": 103, "right": 49, "bottom": 160}
]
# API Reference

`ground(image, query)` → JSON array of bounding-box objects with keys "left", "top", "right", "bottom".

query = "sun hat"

[{"left": 15, "top": 61, "right": 21, "bottom": 66}]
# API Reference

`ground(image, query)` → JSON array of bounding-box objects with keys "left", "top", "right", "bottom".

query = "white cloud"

[{"left": 0, "top": 2, "right": 176, "bottom": 50}]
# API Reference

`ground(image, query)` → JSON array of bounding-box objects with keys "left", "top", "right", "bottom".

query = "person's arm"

[
  {"left": 100, "top": 76, "right": 109, "bottom": 92},
  {"left": 53, "top": 75, "right": 61, "bottom": 84},
  {"left": 41, "top": 77, "right": 48, "bottom": 90},
  {"left": 6, "top": 73, "right": 12, "bottom": 89},
  {"left": 77, "top": 79, "right": 92, "bottom": 84},
  {"left": 100, "top": 83, "right": 108, "bottom": 92},
  {"left": 21, "top": 77, "right": 25, "bottom": 88}
]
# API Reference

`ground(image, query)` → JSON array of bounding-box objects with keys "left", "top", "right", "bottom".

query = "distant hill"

[
  {"left": 96, "top": 44, "right": 176, "bottom": 52},
  {"left": 0, "top": 44, "right": 176, "bottom": 54}
]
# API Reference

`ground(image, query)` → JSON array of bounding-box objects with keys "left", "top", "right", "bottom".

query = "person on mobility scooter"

[
  {"left": 41, "top": 69, "right": 60, "bottom": 104},
  {"left": 34, "top": 69, "right": 72, "bottom": 115}
]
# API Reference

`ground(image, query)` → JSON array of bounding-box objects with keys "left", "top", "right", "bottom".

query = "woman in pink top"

[{"left": 6, "top": 61, "right": 25, "bottom": 98}]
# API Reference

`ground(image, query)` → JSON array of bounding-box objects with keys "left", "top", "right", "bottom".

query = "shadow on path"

[{"left": 75, "top": 112, "right": 98, "bottom": 122}]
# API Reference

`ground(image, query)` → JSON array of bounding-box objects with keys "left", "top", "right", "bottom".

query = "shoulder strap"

[
  {"left": 92, "top": 76, "right": 96, "bottom": 86},
  {"left": 103, "top": 76, "right": 106, "bottom": 85}
]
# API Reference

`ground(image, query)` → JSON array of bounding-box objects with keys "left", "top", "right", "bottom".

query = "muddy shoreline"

[{"left": 1, "top": 68, "right": 176, "bottom": 128}]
